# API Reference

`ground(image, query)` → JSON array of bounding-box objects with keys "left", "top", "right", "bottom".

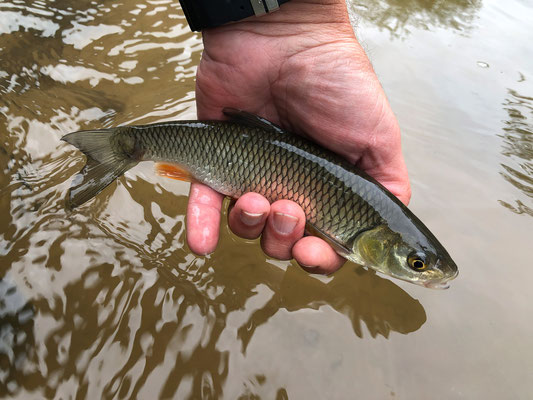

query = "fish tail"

[{"left": 62, "top": 129, "right": 138, "bottom": 209}]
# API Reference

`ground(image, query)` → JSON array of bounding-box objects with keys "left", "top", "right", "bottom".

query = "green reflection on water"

[
  {"left": 350, "top": 0, "right": 482, "bottom": 38},
  {"left": 499, "top": 89, "right": 533, "bottom": 216}
]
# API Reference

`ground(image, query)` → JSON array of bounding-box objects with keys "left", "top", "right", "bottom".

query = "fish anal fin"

[
  {"left": 222, "top": 108, "right": 286, "bottom": 134},
  {"left": 155, "top": 162, "right": 193, "bottom": 182},
  {"left": 305, "top": 222, "right": 352, "bottom": 258}
]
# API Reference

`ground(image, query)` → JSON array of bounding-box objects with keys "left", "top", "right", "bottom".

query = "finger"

[
  {"left": 186, "top": 182, "right": 224, "bottom": 255},
  {"left": 228, "top": 192, "right": 270, "bottom": 239},
  {"left": 260, "top": 200, "right": 306, "bottom": 260},
  {"left": 292, "top": 236, "right": 345, "bottom": 274}
]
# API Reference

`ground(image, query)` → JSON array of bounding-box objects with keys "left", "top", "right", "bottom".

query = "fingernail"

[
  {"left": 272, "top": 212, "right": 299, "bottom": 235},
  {"left": 240, "top": 210, "right": 265, "bottom": 226}
]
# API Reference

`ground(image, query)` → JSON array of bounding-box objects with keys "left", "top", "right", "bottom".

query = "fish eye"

[{"left": 407, "top": 252, "right": 427, "bottom": 271}]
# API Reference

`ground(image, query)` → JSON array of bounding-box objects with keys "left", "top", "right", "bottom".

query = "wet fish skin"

[
  {"left": 62, "top": 109, "right": 458, "bottom": 288},
  {"left": 131, "top": 120, "right": 385, "bottom": 242}
]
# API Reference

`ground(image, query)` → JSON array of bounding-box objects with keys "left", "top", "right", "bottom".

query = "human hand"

[{"left": 187, "top": 0, "right": 411, "bottom": 273}]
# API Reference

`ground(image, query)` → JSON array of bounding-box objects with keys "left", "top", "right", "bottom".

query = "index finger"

[{"left": 186, "top": 182, "right": 224, "bottom": 255}]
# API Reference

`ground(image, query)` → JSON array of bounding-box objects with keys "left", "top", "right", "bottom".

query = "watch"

[{"left": 179, "top": 0, "right": 291, "bottom": 32}]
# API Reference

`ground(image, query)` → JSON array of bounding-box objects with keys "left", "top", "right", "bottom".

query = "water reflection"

[
  {"left": 0, "top": 275, "right": 35, "bottom": 397},
  {"left": 232, "top": 266, "right": 426, "bottom": 351},
  {"left": 0, "top": 162, "right": 426, "bottom": 398},
  {"left": 499, "top": 89, "right": 533, "bottom": 216},
  {"left": 1, "top": 0, "right": 431, "bottom": 397},
  {"left": 349, "top": 0, "right": 482, "bottom": 38},
  {"left": 0, "top": 0, "right": 200, "bottom": 128},
  {"left": 94, "top": 178, "right": 427, "bottom": 345}
]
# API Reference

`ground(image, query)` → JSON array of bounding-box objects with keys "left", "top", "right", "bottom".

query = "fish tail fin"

[{"left": 62, "top": 129, "right": 138, "bottom": 209}]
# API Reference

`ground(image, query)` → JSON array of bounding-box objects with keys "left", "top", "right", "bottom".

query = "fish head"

[{"left": 347, "top": 223, "right": 458, "bottom": 289}]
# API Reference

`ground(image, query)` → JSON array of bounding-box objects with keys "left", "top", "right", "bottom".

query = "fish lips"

[
  {"left": 423, "top": 263, "right": 459, "bottom": 290},
  {"left": 424, "top": 280, "right": 452, "bottom": 290}
]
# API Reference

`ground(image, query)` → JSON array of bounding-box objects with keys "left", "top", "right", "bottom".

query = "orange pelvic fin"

[{"left": 155, "top": 162, "right": 193, "bottom": 182}]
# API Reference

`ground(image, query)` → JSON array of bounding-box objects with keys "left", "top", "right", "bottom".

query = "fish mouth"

[
  {"left": 424, "top": 280, "right": 451, "bottom": 290},
  {"left": 423, "top": 272, "right": 458, "bottom": 290},
  {"left": 422, "top": 259, "right": 459, "bottom": 289},
  {"left": 395, "top": 274, "right": 453, "bottom": 290}
]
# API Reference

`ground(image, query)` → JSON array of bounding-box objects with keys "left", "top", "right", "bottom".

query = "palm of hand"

[{"left": 195, "top": 2, "right": 409, "bottom": 201}]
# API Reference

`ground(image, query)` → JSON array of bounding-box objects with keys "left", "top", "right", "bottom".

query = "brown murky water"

[{"left": 1, "top": 0, "right": 532, "bottom": 398}]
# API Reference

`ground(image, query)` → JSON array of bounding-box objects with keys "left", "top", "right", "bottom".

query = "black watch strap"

[{"left": 179, "top": 0, "right": 291, "bottom": 32}]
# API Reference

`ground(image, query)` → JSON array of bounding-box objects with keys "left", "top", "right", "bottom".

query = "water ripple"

[
  {"left": 1, "top": 0, "right": 433, "bottom": 398},
  {"left": 499, "top": 89, "right": 533, "bottom": 216}
]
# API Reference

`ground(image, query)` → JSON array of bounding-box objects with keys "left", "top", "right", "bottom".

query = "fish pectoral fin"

[
  {"left": 222, "top": 108, "right": 288, "bottom": 135},
  {"left": 155, "top": 162, "right": 193, "bottom": 182},
  {"left": 305, "top": 222, "right": 352, "bottom": 258}
]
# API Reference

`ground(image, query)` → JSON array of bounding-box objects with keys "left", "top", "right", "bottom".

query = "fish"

[{"left": 62, "top": 108, "right": 458, "bottom": 289}]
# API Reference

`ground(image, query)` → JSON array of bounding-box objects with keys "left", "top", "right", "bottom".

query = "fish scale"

[{"left": 122, "top": 120, "right": 384, "bottom": 246}]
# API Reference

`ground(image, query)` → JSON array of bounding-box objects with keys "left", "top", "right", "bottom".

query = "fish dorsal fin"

[
  {"left": 222, "top": 108, "right": 286, "bottom": 134},
  {"left": 305, "top": 222, "right": 352, "bottom": 258}
]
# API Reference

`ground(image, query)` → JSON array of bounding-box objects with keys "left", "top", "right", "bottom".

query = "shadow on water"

[
  {"left": 349, "top": 0, "right": 482, "bottom": 38},
  {"left": 498, "top": 89, "right": 533, "bottom": 216},
  {"left": 222, "top": 263, "right": 427, "bottom": 352}
]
